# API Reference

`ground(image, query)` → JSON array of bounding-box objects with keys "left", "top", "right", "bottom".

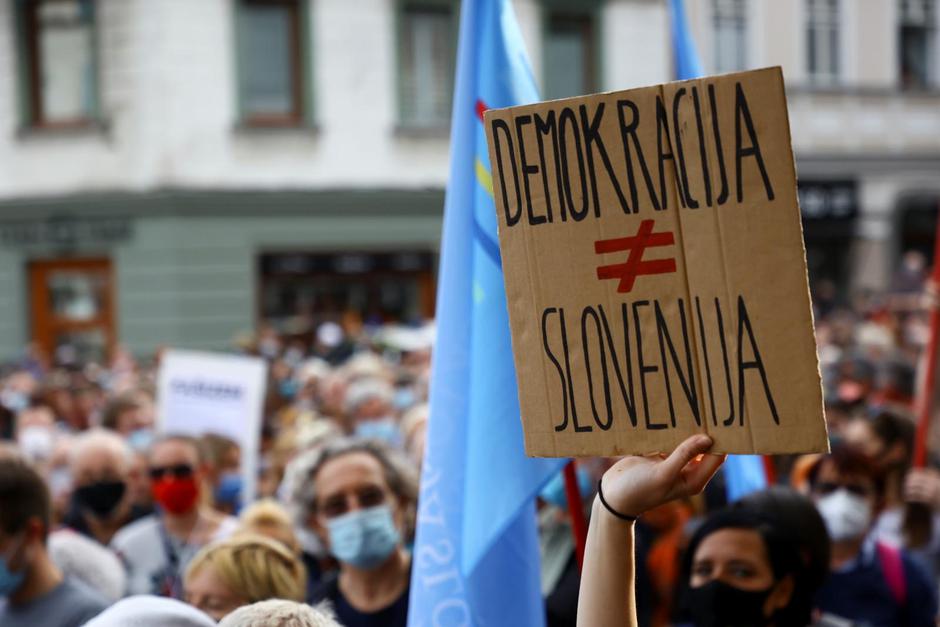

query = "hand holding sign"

[
  {"left": 599, "top": 434, "right": 725, "bottom": 519},
  {"left": 484, "top": 67, "right": 828, "bottom": 457}
]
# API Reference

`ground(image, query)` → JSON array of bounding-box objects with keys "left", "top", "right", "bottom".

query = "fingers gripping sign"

[{"left": 599, "top": 434, "right": 726, "bottom": 520}]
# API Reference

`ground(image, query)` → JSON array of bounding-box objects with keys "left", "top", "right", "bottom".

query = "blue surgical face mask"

[
  {"left": 214, "top": 471, "right": 243, "bottom": 512},
  {"left": 127, "top": 428, "right": 155, "bottom": 452},
  {"left": 355, "top": 418, "right": 401, "bottom": 447},
  {"left": 393, "top": 388, "right": 416, "bottom": 411},
  {"left": 326, "top": 505, "right": 401, "bottom": 569},
  {"left": 0, "top": 390, "right": 28, "bottom": 413},
  {"left": 539, "top": 467, "right": 594, "bottom": 510},
  {"left": 0, "top": 535, "right": 26, "bottom": 597},
  {"left": 279, "top": 379, "right": 300, "bottom": 399}
]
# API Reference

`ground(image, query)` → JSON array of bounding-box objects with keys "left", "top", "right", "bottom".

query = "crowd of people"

[{"left": 1, "top": 254, "right": 940, "bottom": 626}]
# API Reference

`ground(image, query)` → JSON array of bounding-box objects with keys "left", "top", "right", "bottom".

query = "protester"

[
  {"left": 14, "top": 403, "right": 58, "bottom": 465},
  {"left": 809, "top": 444, "right": 938, "bottom": 625},
  {"left": 200, "top": 433, "right": 243, "bottom": 514},
  {"left": 734, "top": 486, "right": 831, "bottom": 626},
  {"left": 303, "top": 438, "right": 417, "bottom": 626},
  {"left": 83, "top": 594, "right": 216, "bottom": 627},
  {"left": 183, "top": 534, "right": 307, "bottom": 621},
  {"left": 63, "top": 428, "right": 151, "bottom": 545},
  {"left": 100, "top": 393, "right": 151, "bottom": 439},
  {"left": 674, "top": 508, "right": 807, "bottom": 626},
  {"left": 344, "top": 378, "right": 400, "bottom": 446},
  {"left": 842, "top": 409, "right": 915, "bottom": 518},
  {"left": 111, "top": 434, "right": 239, "bottom": 597},
  {"left": 218, "top": 599, "right": 342, "bottom": 627},
  {"left": 0, "top": 455, "right": 109, "bottom": 627}
]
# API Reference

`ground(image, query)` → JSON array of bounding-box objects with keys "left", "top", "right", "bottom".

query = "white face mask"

[
  {"left": 297, "top": 527, "right": 327, "bottom": 558},
  {"left": 17, "top": 426, "right": 55, "bottom": 462},
  {"left": 816, "top": 488, "right": 872, "bottom": 541}
]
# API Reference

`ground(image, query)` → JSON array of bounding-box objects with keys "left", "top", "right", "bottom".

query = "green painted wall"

[{"left": 0, "top": 190, "right": 444, "bottom": 361}]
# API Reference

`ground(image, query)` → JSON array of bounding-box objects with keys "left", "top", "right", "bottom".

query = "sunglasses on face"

[
  {"left": 149, "top": 464, "right": 194, "bottom": 481},
  {"left": 815, "top": 481, "right": 872, "bottom": 497}
]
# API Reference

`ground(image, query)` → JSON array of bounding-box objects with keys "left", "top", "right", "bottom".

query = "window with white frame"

[
  {"left": 18, "top": 0, "right": 99, "bottom": 127},
  {"left": 398, "top": 2, "right": 456, "bottom": 129},
  {"left": 543, "top": 11, "right": 597, "bottom": 100},
  {"left": 899, "top": 0, "right": 936, "bottom": 88},
  {"left": 236, "top": 0, "right": 306, "bottom": 126},
  {"left": 712, "top": 0, "right": 748, "bottom": 74},
  {"left": 806, "top": 0, "right": 840, "bottom": 84}
]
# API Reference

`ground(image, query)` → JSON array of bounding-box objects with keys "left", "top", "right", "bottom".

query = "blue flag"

[
  {"left": 668, "top": 0, "right": 768, "bottom": 502},
  {"left": 407, "top": 0, "right": 566, "bottom": 625}
]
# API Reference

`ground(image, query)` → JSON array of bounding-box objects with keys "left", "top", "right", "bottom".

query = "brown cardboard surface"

[{"left": 483, "top": 67, "right": 828, "bottom": 457}]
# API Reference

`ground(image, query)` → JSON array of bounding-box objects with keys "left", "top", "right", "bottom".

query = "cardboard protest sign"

[
  {"left": 156, "top": 349, "right": 267, "bottom": 502},
  {"left": 483, "top": 67, "right": 828, "bottom": 457}
]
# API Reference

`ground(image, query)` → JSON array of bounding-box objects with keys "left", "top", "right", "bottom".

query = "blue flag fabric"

[
  {"left": 723, "top": 454, "right": 770, "bottom": 501},
  {"left": 669, "top": 0, "right": 768, "bottom": 502},
  {"left": 668, "top": 0, "right": 704, "bottom": 79},
  {"left": 407, "top": 0, "right": 566, "bottom": 625}
]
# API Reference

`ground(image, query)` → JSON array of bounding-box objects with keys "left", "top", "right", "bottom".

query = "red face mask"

[{"left": 151, "top": 476, "right": 199, "bottom": 514}]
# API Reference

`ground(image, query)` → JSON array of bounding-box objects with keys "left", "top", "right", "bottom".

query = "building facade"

[{"left": 0, "top": 0, "right": 937, "bottom": 362}]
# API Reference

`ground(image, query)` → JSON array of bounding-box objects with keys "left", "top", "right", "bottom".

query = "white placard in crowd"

[{"left": 156, "top": 349, "right": 267, "bottom": 504}]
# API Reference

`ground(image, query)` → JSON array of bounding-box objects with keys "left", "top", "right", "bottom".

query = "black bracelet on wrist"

[{"left": 597, "top": 479, "right": 639, "bottom": 522}]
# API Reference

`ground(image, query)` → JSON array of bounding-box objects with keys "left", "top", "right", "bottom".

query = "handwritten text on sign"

[{"left": 484, "top": 67, "right": 827, "bottom": 457}]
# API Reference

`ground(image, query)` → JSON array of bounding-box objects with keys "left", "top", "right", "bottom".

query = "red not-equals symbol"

[{"left": 594, "top": 220, "right": 677, "bottom": 293}]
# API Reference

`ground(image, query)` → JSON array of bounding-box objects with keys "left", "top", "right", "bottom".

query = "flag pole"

[
  {"left": 913, "top": 202, "right": 940, "bottom": 468},
  {"left": 563, "top": 461, "right": 588, "bottom": 570}
]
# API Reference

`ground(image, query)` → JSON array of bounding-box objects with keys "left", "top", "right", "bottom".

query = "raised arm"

[{"left": 576, "top": 434, "right": 725, "bottom": 627}]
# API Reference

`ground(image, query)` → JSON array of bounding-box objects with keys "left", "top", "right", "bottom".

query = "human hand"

[
  {"left": 904, "top": 467, "right": 940, "bottom": 510},
  {"left": 598, "top": 434, "right": 725, "bottom": 519}
]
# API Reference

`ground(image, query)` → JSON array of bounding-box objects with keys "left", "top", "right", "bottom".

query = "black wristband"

[{"left": 597, "top": 479, "right": 639, "bottom": 522}]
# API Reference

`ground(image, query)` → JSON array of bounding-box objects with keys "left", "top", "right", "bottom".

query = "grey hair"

[
  {"left": 286, "top": 437, "right": 419, "bottom": 534},
  {"left": 343, "top": 377, "right": 394, "bottom": 415},
  {"left": 218, "top": 600, "right": 341, "bottom": 627},
  {"left": 69, "top": 429, "right": 135, "bottom": 474}
]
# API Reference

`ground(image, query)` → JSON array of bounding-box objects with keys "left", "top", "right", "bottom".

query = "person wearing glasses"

[
  {"left": 111, "top": 434, "right": 238, "bottom": 598},
  {"left": 302, "top": 438, "right": 418, "bottom": 627},
  {"left": 809, "top": 444, "right": 937, "bottom": 626}
]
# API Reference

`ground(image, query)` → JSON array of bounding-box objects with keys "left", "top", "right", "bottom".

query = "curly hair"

[{"left": 285, "top": 437, "right": 419, "bottom": 538}]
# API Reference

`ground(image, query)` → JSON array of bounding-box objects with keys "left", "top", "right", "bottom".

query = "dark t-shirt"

[
  {"left": 0, "top": 577, "right": 109, "bottom": 627},
  {"left": 816, "top": 543, "right": 938, "bottom": 627},
  {"left": 311, "top": 573, "right": 409, "bottom": 627}
]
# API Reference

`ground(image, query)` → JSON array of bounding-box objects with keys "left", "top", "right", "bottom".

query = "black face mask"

[
  {"left": 682, "top": 579, "right": 774, "bottom": 627},
  {"left": 74, "top": 481, "right": 126, "bottom": 519}
]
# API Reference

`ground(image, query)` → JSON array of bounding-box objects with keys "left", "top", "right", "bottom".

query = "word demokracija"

[{"left": 490, "top": 81, "right": 774, "bottom": 227}]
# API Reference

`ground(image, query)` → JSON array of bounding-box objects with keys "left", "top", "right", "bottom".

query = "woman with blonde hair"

[
  {"left": 183, "top": 533, "right": 307, "bottom": 622},
  {"left": 237, "top": 499, "right": 301, "bottom": 554}
]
